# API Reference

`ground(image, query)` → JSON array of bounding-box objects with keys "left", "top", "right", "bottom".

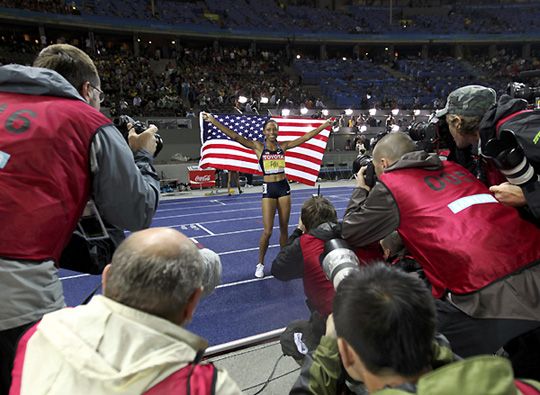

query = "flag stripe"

[{"left": 199, "top": 114, "right": 329, "bottom": 186}]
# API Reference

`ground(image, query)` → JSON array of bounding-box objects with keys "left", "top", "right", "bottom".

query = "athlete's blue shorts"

[{"left": 262, "top": 179, "right": 291, "bottom": 199}]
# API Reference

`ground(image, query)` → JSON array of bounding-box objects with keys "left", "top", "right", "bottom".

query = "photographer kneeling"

[{"left": 291, "top": 263, "right": 540, "bottom": 395}]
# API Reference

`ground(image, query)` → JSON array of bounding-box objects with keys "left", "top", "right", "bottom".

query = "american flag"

[{"left": 199, "top": 114, "right": 331, "bottom": 186}]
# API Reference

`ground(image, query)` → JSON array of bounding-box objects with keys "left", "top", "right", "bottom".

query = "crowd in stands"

[
  {"left": 3, "top": 0, "right": 540, "bottom": 35},
  {"left": 97, "top": 46, "right": 309, "bottom": 117}
]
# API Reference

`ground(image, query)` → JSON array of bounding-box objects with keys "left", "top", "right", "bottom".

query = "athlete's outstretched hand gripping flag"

[{"left": 199, "top": 114, "right": 331, "bottom": 186}]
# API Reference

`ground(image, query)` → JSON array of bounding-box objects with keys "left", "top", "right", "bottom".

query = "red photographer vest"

[
  {"left": 380, "top": 160, "right": 540, "bottom": 297},
  {"left": 0, "top": 92, "right": 110, "bottom": 262}
]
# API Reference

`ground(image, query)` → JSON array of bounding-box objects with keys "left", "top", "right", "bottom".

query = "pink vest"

[
  {"left": 380, "top": 160, "right": 540, "bottom": 297},
  {"left": 0, "top": 92, "right": 110, "bottom": 262}
]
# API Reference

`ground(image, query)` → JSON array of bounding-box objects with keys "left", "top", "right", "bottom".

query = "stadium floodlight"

[
  {"left": 414, "top": 109, "right": 421, "bottom": 116},
  {"left": 296, "top": 54, "right": 301, "bottom": 59},
  {"left": 300, "top": 107, "right": 308, "bottom": 115},
  {"left": 238, "top": 96, "right": 248, "bottom": 104},
  {"left": 260, "top": 97, "right": 269, "bottom": 104},
  {"left": 391, "top": 108, "right": 399, "bottom": 116},
  {"left": 345, "top": 109, "right": 353, "bottom": 116},
  {"left": 360, "top": 125, "right": 367, "bottom": 132},
  {"left": 369, "top": 108, "right": 377, "bottom": 116},
  {"left": 322, "top": 109, "right": 329, "bottom": 116},
  {"left": 282, "top": 109, "right": 291, "bottom": 117},
  {"left": 392, "top": 125, "right": 400, "bottom": 132}
]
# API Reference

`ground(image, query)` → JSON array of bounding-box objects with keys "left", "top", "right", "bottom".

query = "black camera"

[
  {"left": 507, "top": 82, "right": 540, "bottom": 104},
  {"left": 352, "top": 154, "right": 376, "bottom": 188},
  {"left": 114, "top": 115, "right": 163, "bottom": 157},
  {"left": 407, "top": 114, "right": 451, "bottom": 152},
  {"left": 320, "top": 239, "right": 361, "bottom": 290}
]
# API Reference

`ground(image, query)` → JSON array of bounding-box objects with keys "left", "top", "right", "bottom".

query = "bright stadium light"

[
  {"left": 282, "top": 109, "right": 290, "bottom": 116},
  {"left": 238, "top": 96, "right": 248, "bottom": 104},
  {"left": 392, "top": 125, "right": 400, "bottom": 132},
  {"left": 322, "top": 109, "right": 329, "bottom": 116},
  {"left": 300, "top": 107, "right": 308, "bottom": 115},
  {"left": 391, "top": 108, "right": 399, "bottom": 116},
  {"left": 369, "top": 108, "right": 377, "bottom": 116},
  {"left": 414, "top": 109, "right": 421, "bottom": 116},
  {"left": 360, "top": 125, "right": 367, "bottom": 132},
  {"left": 345, "top": 109, "right": 353, "bottom": 116},
  {"left": 260, "top": 96, "right": 269, "bottom": 104}
]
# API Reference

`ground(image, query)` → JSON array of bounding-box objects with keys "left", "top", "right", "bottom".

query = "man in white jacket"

[{"left": 10, "top": 228, "right": 241, "bottom": 395}]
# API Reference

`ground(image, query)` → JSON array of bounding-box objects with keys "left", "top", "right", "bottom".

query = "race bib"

[{"left": 263, "top": 157, "right": 285, "bottom": 174}]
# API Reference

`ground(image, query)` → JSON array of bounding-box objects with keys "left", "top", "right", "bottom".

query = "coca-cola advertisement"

[{"left": 188, "top": 166, "right": 215, "bottom": 189}]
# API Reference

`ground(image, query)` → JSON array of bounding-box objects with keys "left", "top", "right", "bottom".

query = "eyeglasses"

[{"left": 90, "top": 83, "right": 105, "bottom": 103}]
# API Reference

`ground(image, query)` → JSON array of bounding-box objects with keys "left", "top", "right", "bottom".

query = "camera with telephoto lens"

[
  {"left": 407, "top": 113, "right": 451, "bottom": 152},
  {"left": 114, "top": 115, "right": 164, "bottom": 157},
  {"left": 507, "top": 82, "right": 540, "bottom": 104},
  {"left": 352, "top": 154, "right": 376, "bottom": 188},
  {"left": 483, "top": 129, "right": 537, "bottom": 186},
  {"left": 320, "top": 239, "right": 360, "bottom": 290}
]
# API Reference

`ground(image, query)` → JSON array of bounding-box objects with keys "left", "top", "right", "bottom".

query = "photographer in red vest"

[
  {"left": 342, "top": 132, "right": 540, "bottom": 377},
  {"left": 0, "top": 44, "right": 160, "bottom": 392}
]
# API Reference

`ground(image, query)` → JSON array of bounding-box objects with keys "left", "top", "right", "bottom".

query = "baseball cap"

[{"left": 435, "top": 85, "right": 496, "bottom": 118}]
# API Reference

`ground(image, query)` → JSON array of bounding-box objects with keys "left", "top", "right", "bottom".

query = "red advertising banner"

[{"left": 188, "top": 166, "right": 216, "bottom": 189}]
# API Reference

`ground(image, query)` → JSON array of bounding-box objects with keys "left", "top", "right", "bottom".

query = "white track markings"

[
  {"left": 155, "top": 189, "right": 353, "bottom": 213},
  {"left": 196, "top": 223, "right": 215, "bottom": 235},
  {"left": 216, "top": 276, "right": 274, "bottom": 289},
  {"left": 59, "top": 273, "right": 92, "bottom": 280}
]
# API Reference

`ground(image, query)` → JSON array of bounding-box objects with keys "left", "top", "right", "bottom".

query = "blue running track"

[{"left": 59, "top": 185, "right": 354, "bottom": 346}]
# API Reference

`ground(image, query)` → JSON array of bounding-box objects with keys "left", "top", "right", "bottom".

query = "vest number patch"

[
  {"left": 0, "top": 150, "right": 10, "bottom": 169},
  {"left": 5, "top": 109, "right": 37, "bottom": 134},
  {"left": 447, "top": 194, "right": 498, "bottom": 214}
]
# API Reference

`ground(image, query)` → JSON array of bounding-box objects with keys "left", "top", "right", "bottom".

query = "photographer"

[
  {"left": 271, "top": 196, "right": 342, "bottom": 317},
  {"left": 341, "top": 132, "right": 540, "bottom": 372},
  {"left": 436, "top": 85, "right": 540, "bottom": 223},
  {"left": 10, "top": 228, "right": 241, "bottom": 395},
  {"left": 291, "top": 263, "right": 540, "bottom": 395},
  {"left": 0, "top": 44, "right": 160, "bottom": 392},
  {"left": 271, "top": 196, "right": 382, "bottom": 317}
]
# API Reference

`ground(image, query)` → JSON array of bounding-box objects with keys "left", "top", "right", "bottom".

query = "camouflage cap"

[{"left": 435, "top": 85, "right": 496, "bottom": 118}]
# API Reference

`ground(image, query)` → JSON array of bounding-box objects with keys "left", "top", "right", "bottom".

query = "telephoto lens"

[
  {"left": 320, "top": 239, "right": 360, "bottom": 290},
  {"left": 484, "top": 129, "right": 537, "bottom": 186}
]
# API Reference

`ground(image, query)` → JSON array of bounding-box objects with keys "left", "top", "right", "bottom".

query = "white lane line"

[
  {"left": 60, "top": 273, "right": 92, "bottom": 280},
  {"left": 218, "top": 244, "right": 279, "bottom": 256},
  {"left": 194, "top": 224, "right": 296, "bottom": 239},
  {"left": 155, "top": 189, "right": 353, "bottom": 213},
  {"left": 216, "top": 276, "right": 275, "bottom": 289},
  {"left": 165, "top": 204, "right": 347, "bottom": 228},
  {"left": 196, "top": 223, "right": 215, "bottom": 236},
  {"left": 154, "top": 200, "right": 349, "bottom": 221}
]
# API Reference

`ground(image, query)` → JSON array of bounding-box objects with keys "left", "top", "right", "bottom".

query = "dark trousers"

[
  {"left": 436, "top": 299, "right": 540, "bottom": 379},
  {"left": 0, "top": 322, "right": 35, "bottom": 395}
]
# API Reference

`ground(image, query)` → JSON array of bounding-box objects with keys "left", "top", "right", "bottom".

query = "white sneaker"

[{"left": 255, "top": 263, "right": 265, "bottom": 278}]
